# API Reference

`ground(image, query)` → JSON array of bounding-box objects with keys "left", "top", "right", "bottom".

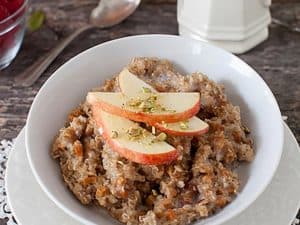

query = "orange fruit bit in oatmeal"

[{"left": 165, "top": 209, "right": 176, "bottom": 220}]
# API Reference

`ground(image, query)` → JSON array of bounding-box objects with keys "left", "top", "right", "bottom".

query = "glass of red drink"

[{"left": 0, "top": 0, "right": 28, "bottom": 70}]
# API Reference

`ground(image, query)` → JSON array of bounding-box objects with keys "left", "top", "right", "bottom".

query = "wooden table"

[{"left": 0, "top": 0, "right": 299, "bottom": 224}]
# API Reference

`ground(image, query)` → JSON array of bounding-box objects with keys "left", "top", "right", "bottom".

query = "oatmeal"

[{"left": 51, "top": 57, "right": 254, "bottom": 225}]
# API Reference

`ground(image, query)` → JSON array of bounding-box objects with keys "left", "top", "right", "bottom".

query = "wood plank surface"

[
  {"left": 0, "top": 1, "right": 299, "bottom": 224},
  {"left": 0, "top": 0, "right": 299, "bottom": 143}
]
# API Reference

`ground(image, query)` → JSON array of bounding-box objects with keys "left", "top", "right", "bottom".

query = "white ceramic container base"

[
  {"left": 179, "top": 24, "right": 268, "bottom": 54},
  {"left": 6, "top": 123, "right": 300, "bottom": 225}
]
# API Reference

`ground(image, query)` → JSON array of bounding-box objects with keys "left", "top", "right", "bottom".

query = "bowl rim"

[{"left": 25, "top": 34, "right": 284, "bottom": 225}]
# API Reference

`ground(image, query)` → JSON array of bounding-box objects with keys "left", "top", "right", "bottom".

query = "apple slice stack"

[{"left": 87, "top": 69, "right": 209, "bottom": 165}]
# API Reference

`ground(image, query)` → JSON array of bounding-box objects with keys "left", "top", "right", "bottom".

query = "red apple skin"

[
  {"left": 117, "top": 69, "right": 208, "bottom": 136},
  {"left": 153, "top": 122, "right": 209, "bottom": 136},
  {"left": 93, "top": 100, "right": 200, "bottom": 124},
  {"left": 91, "top": 106, "right": 179, "bottom": 165}
]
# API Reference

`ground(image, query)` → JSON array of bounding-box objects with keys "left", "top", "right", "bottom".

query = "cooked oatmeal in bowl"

[
  {"left": 51, "top": 57, "right": 254, "bottom": 225},
  {"left": 25, "top": 35, "right": 283, "bottom": 225}
]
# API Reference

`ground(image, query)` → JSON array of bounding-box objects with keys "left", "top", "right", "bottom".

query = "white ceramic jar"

[{"left": 177, "top": 0, "right": 272, "bottom": 54}]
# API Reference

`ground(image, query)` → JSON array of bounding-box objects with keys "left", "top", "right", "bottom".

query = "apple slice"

[
  {"left": 87, "top": 92, "right": 200, "bottom": 124},
  {"left": 154, "top": 117, "right": 209, "bottom": 136},
  {"left": 118, "top": 68, "right": 156, "bottom": 96},
  {"left": 92, "top": 107, "right": 179, "bottom": 165},
  {"left": 118, "top": 68, "right": 209, "bottom": 136}
]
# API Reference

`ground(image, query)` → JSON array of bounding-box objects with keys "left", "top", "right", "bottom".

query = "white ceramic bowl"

[{"left": 26, "top": 35, "right": 283, "bottom": 225}]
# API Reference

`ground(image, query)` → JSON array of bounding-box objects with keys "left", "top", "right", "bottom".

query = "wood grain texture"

[
  {"left": 149, "top": 0, "right": 299, "bottom": 3},
  {"left": 0, "top": 1, "right": 299, "bottom": 224},
  {"left": 0, "top": 0, "right": 299, "bottom": 142},
  {"left": 273, "top": 0, "right": 299, "bottom": 2}
]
